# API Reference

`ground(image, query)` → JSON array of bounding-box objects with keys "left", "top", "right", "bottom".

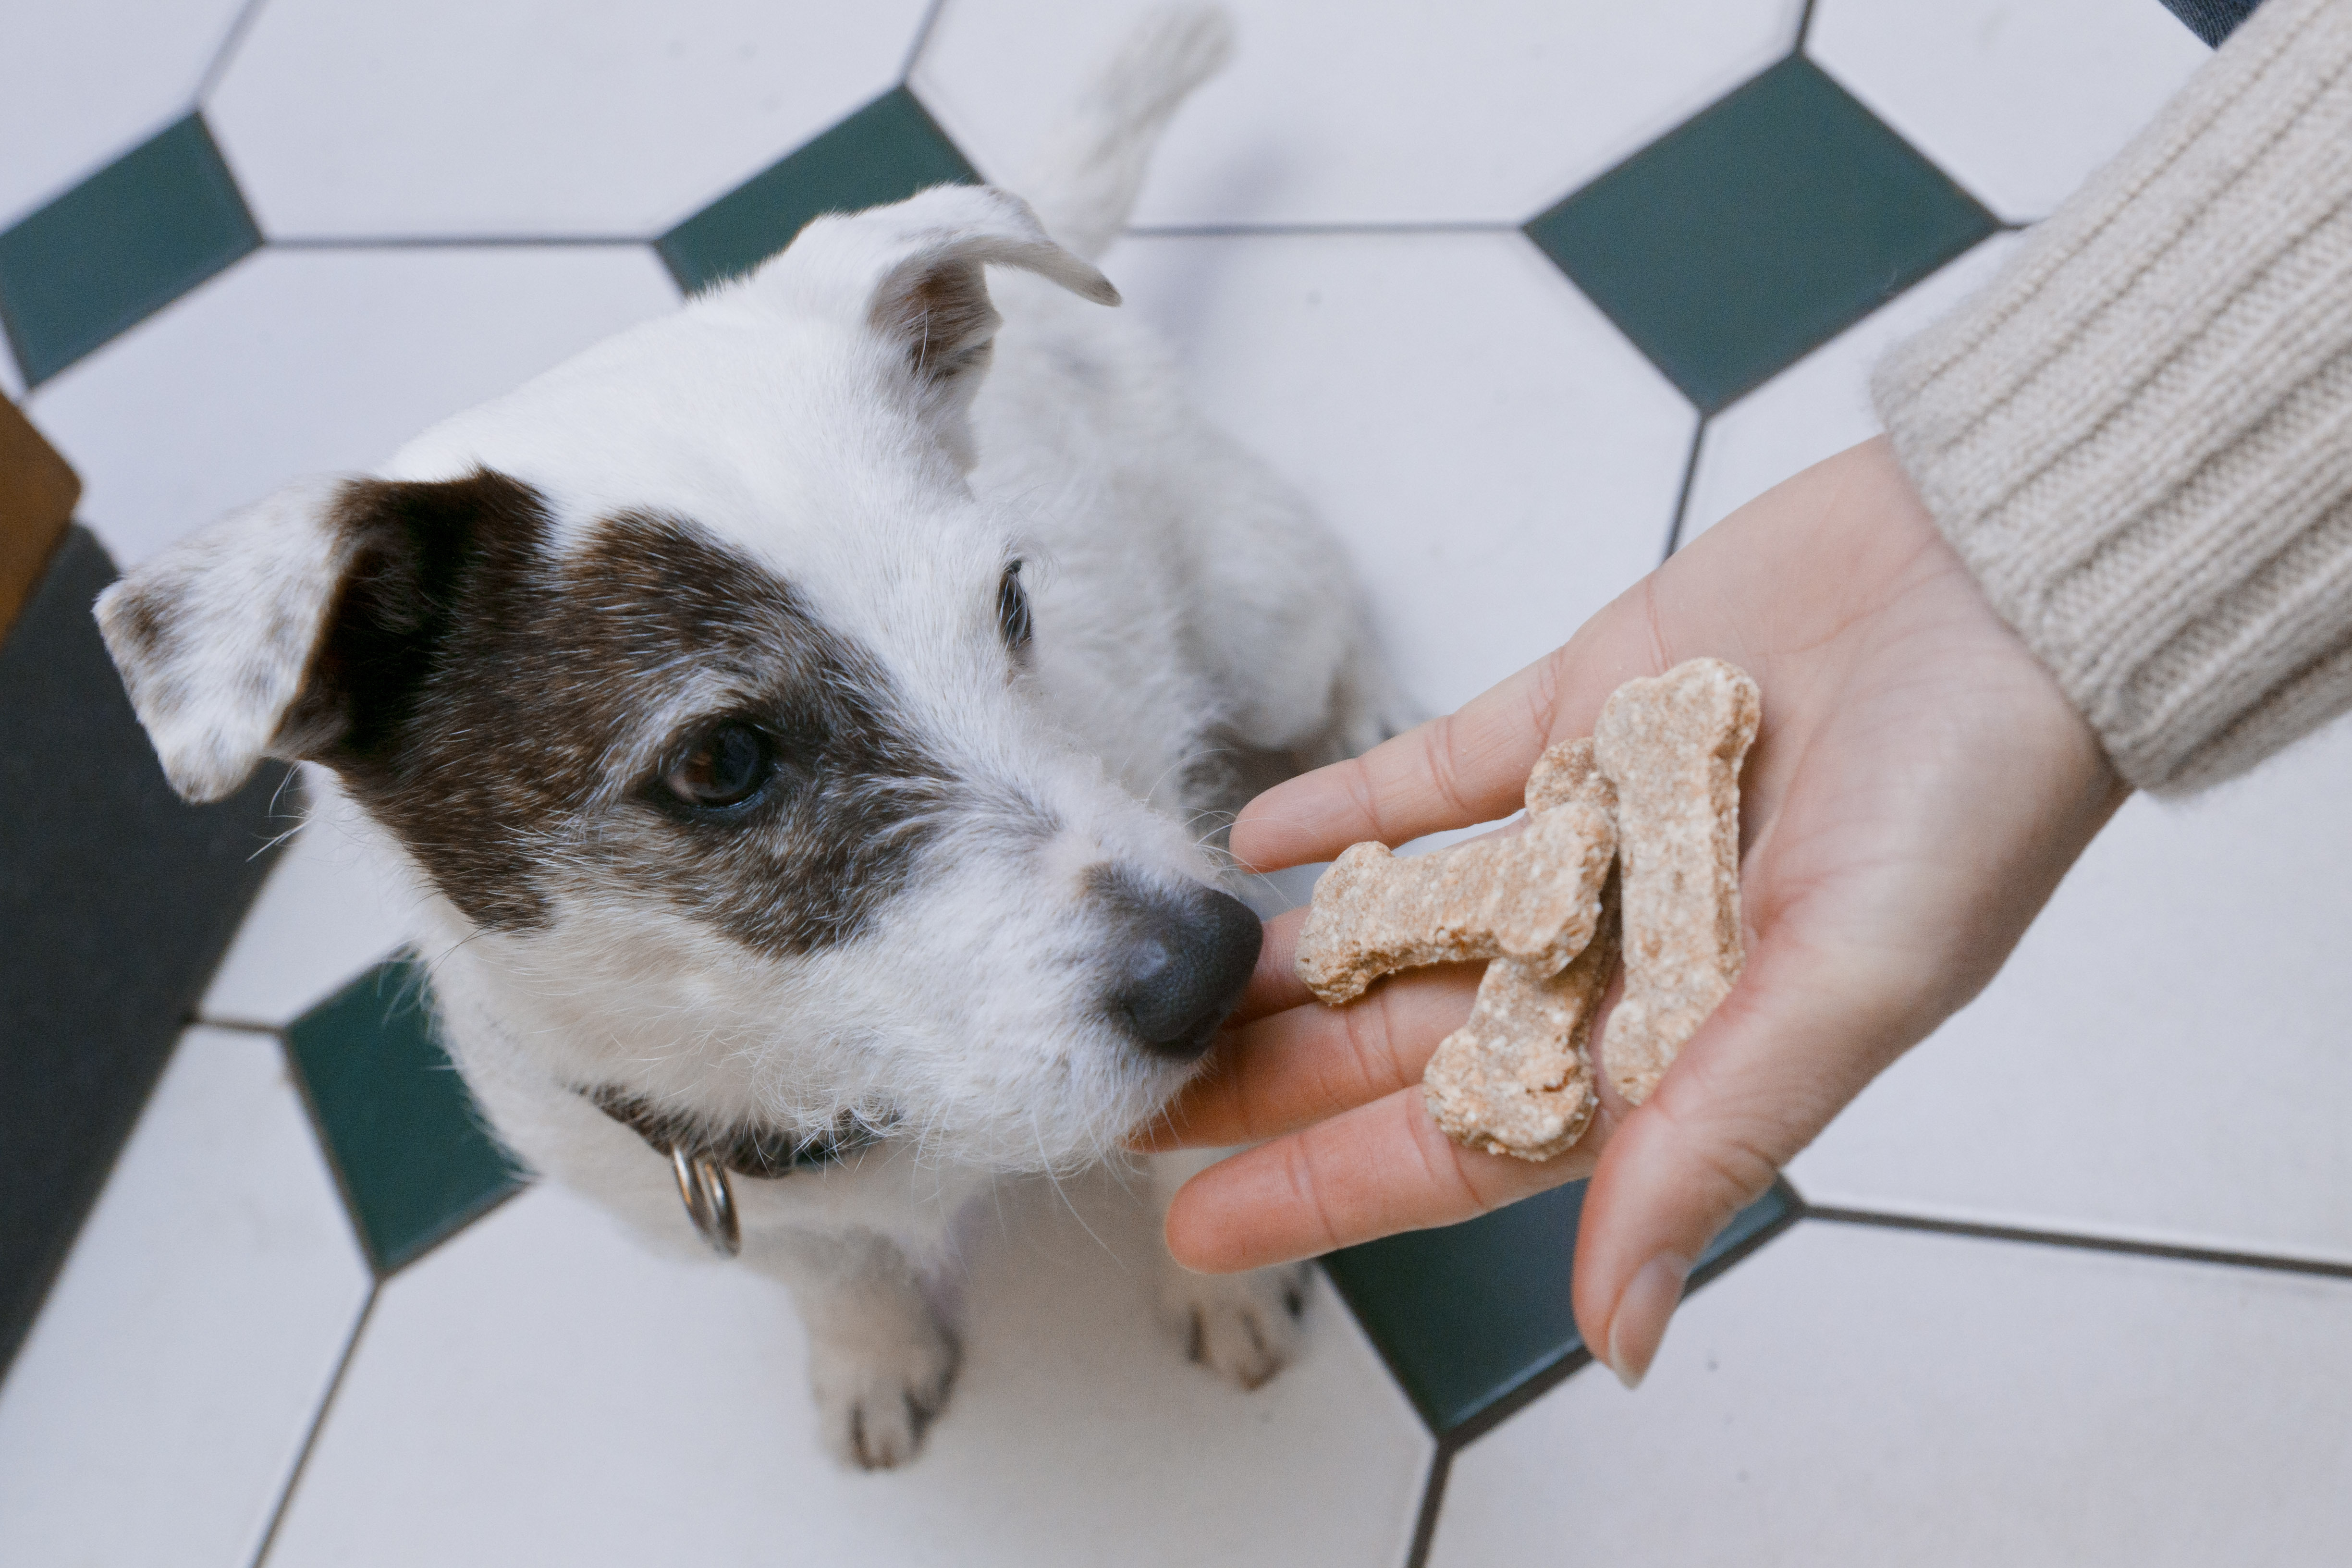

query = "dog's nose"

[{"left": 1090, "top": 870, "right": 1262, "bottom": 1061}]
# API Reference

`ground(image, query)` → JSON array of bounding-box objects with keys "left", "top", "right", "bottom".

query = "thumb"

[{"left": 1569, "top": 938, "right": 1919, "bottom": 1387}]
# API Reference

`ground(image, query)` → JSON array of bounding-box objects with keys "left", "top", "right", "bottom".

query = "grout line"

[
  {"left": 1125, "top": 218, "right": 1518, "bottom": 240},
  {"left": 195, "top": 0, "right": 273, "bottom": 105},
  {"left": 189, "top": 1015, "right": 289, "bottom": 1038},
  {"left": 273, "top": 1028, "right": 378, "bottom": 1274},
  {"left": 1802, "top": 1206, "right": 2352, "bottom": 1281},
  {"left": 246, "top": 1282, "right": 379, "bottom": 1568},
  {"left": 1794, "top": 0, "right": 1821, "bottom": 51},
  {"left": 900, "top": 0, "right": 953, "bottom": 81},
  {"left": 266, "top": 233, "right": 653, "bottom": 252},
  {"left": 1443, "top": 1348, "right": 1594, "bottom": 1453},
  {"left": 1661, "top": 414, "right": 1708, "bottom": 559},
  {"left": 1401, "top": 1445, "right": 1455, "bottom": 1568}
]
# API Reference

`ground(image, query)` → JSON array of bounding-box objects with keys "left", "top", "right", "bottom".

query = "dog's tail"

[{"left": 1021, "top": 5, "right": 1233, "bottom": 262}]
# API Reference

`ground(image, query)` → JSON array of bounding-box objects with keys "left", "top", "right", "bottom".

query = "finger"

[
  {"left": 1163, "top": 1083, "right": 1611, "bottom": 1273},
  {"left": 1141, "top": 964, "right": 1486, "bottom": 1150},
  {"left": 1229, "top": 907, "right": 1311, "bottom": 1026},
  {"left": 1570, "top": 938, "right": 1914, "bottom": 1388},
  {"left": 1231, "top": 610, "right": 1662, "bottom": 871}
]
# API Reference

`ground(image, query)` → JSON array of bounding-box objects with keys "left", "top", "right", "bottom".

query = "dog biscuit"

[
  {"left": 1421, "top": 740, "right": 1618, "bottom": 1160},
  {"left": 1292, "top": 790, "right": 1615, "bottom": 1007},
  {"left": 1592, "top": 657, "right": 1760, "bottom": 1105}
]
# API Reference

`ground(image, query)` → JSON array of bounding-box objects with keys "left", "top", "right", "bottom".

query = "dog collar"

[{"left": 584, "top": 1086, "right": 880, "bottom": 1258}]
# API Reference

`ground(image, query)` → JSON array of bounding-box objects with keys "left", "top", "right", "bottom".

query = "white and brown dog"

[{"left": 96, "top": 7, "right": 1405, "bottom": 1468}]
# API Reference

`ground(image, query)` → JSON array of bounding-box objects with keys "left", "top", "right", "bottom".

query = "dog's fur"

[{"left": 96, "top": 7, "right": 1406, "bottom": 1468}]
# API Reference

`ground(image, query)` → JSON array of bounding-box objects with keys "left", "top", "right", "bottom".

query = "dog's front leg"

[
  {"left": 758, "top": 1227, "right": 959, "bottom": 1469},
  {"left": 1147, "top": 1148, "right": 1312, "bottom": 1390}
]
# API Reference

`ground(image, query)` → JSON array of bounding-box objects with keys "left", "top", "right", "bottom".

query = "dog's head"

[{"left": 97, "top": 186, "right": 1259, "bottom": 1172}]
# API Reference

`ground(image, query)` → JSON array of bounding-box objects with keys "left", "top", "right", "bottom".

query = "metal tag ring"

[{"left": 671, "top": 1146, "right": 741, "bottom": 1258}]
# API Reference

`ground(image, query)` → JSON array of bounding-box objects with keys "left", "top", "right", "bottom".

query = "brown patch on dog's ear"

[
  {"left": 277, "top": 469, "right": 550, "bottom": 768},
  {"left": 771, "top": 185, "right": 1117, "bottom": 469},
  {"left": 872, "top": 257, "right": 1004, "bottom": 387}
]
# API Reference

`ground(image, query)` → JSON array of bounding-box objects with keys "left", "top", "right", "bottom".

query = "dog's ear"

[
  {"left": 763, "top": 185, "right": 1119, "bottom": 466},
  {"left": 96, "top": 469, "right": 538, "bottom": 803},
  {"left": 96, "top": 476, "right": 370, "bottom": 802}
]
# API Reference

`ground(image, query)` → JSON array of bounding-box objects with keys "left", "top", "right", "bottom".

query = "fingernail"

[{"left": 1605, "top": 1251, "right": 1691, "bottom": 1390}]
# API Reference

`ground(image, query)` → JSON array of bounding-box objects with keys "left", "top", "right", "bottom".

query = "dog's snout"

[{"left": 1089, "top": 869, "right": 1262, "bottom": 1061}]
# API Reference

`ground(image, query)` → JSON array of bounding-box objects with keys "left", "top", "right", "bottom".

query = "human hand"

[{"left": 1147, "top": 436, "right": 2129, "bottom": 1385}]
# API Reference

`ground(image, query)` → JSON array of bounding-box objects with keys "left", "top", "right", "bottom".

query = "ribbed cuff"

[{"left": 1874, "top": 0, "right": 2352, "bottom": 794}]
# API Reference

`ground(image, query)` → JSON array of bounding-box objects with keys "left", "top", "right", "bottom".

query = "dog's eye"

[
  {"left": 664, "top": 721, "right": 773, "bottom": 809},
  {"left": 996, "top": 561, "right": 1033, "bottom": 656}
]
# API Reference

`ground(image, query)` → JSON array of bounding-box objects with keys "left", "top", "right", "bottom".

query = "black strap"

[{"left": 585, "top": 1085, "right": 879, "bottom": 1179}]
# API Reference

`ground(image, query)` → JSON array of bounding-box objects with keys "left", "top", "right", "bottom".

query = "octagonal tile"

[
  {"left": 1429, "top": 1222, "right": 2352, "bottom": 1566},
  {"left": 0, "top": 0, "right": 253, "bottom": 231},
  {"left": 0, "top": 1027, "right": 370, "bottom": 1568},
  {"left": 1808, "top": 0, "right": 2211, "bottom": 223},
  {"left": 1788, "top": 717, "right": 2352, "bottom": 1266},
  {"left": 914, "top": 0, "right": 1802, "bottom": 229},
  {"left": 1678, "top": 231, "right": 2021, "bottom": 545},
  {"left": 1109, "top": 229, "right": 1691, "bottom": 720},
  {"left": 265, "top": 1172, "right": 1431, "bottom": 1566},
  {"left": 207, "top": 0, "right": 938, "bottom": 239},
  {"left": 24, "top": 243, "right": 675, "bottom": 568}
]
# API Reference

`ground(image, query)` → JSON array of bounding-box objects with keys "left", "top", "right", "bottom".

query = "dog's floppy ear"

[
  {"left": 764, "top": 185, "right": 1119, "bottom": 466},
  {"left": 96, "top": 468, "right": 538, "bottom": 803},
  {"left": 96, "top": 476, "right": 372, "bottom": 802}
]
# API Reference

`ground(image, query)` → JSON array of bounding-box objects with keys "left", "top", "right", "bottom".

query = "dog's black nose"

[{"left": 1090, "top": 870, "right": 1262, "bottom": 1061}]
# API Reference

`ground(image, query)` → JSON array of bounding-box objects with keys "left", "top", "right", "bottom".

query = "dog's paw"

[
  {"left": 1161, "top": 1260, "right": 1311, "bottom": 1391},
  {"left": 808, "top": 1320, "right": 960, "bottom": 1470}
]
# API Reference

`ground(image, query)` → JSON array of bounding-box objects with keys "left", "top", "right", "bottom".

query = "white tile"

[
  {"left": 0, "top": 0, "right": 251, "bottom": 230},
  {"left": 267, "top": 1172, "right": 1430, "bottom": 1566},
  {"left": 28, "top": 244, "right": 677, "bottom": 568},
  {"left": 1433, "top": 1222, "right": 2352, "bottom": 1567},
  {"left": 208, "top": 0, "right": 934, "bottom": 239},
  {"left": 916, "top": 0, "right": 1802, "bottom": 228},
  {"left": 1679, "top": 232, "right": 2021, "bottom": 543},
  {"left": 1112, "top": 230, "right": 1692, "bottom": 719},
  {"left": 1790, "top": 718, "right": 2352, "bottom": 1264},
  {"left": 0, "top": 1027, "right": 371, "bottom": 1568},
  {"left": 200, "top": 805, "right": 424, "bottom": 1029},
  {"left": 1808, "top": 0, "right": 2210, "bottom": 223}
]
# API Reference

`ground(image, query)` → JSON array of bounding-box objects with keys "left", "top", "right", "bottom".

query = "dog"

[{"left": 95, "top": 6, "right": 1407, "bottom": 1468}]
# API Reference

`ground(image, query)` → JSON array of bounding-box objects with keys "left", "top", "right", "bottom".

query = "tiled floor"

[{"left": 4, "top": 3, "right": 2337, "bottom": 1566}]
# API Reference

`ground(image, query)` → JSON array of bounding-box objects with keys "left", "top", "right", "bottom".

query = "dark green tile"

[
  {"left": 1323, "top": 1179, "right": 1798, "bottom": 1439},
  {"left": 0, "top": 115, "right": 260, "bottom": 386},
  {"left": 0, "top": 528, "right": 291, "bottom": 1382},
  {"left": 1527, "top": 56, "right": 1996, "bottom": 413},
  {"left": 658, "top": 86, "right": 978, "bottom": 294},
  {"left": 286, "top": 957, "right": 525, "bottom": 1274}
]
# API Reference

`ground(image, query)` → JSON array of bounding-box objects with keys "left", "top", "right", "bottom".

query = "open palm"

[{"left": 1151, "top": 436, "right": 2128, "bottom": 1385}]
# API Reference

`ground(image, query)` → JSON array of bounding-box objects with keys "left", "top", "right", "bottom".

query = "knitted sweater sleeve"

[{"left": 1872, "top": 0, "right": 2352, "bottom": 794}]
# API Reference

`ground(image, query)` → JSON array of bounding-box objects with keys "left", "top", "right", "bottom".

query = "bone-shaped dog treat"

[
  {"left": 1292, "top": 788, "right": 1615, "bottom": 1007},
  {"left": 1592, "top": 657, "right": 1760, "bottom": 1105},
  {"left": 1421, "top": 740, "right": 1618, "bottom": 1160}
]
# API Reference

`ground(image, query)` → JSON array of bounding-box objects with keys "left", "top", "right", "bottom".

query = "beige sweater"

[{"left": 1874, "top": 0, "right": 2352, "bottom": 794}]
